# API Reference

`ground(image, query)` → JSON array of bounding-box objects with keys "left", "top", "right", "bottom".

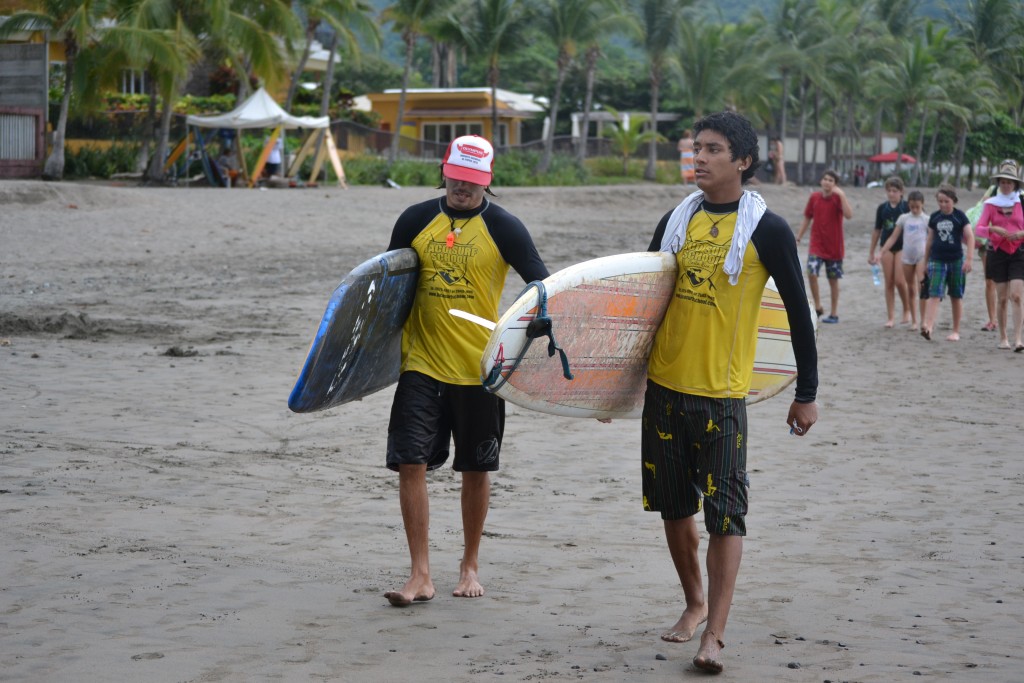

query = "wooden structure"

[{"left": 0, "top": 42, "right": 47, "bottom": 178}]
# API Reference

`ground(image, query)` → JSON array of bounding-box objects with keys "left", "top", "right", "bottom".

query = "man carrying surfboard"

[
  {"left": 642, "top": 111, "right": 819, "bottom": 673},
  {"left": 381, "top": 135, "right": 549, "bottom": 607}
]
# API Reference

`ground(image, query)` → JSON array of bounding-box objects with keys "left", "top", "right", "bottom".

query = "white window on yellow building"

[{"left": 423, "top": 122, "right": 484, "bottom": 145}]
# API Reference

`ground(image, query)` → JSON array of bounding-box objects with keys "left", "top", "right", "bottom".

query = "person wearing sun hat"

[
  {"left": 976, "top": 159, "right": 1024, "bottom": 351},
  {"left": 379, "top": 135, "right": 549, "bottom": 607}
]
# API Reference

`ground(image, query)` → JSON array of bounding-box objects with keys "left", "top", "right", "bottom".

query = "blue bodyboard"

[{"left": 288, "top": 248, "right": 419, "bottom": 412}]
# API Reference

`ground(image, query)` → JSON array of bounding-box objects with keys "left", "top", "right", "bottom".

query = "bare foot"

[
  {"left": 452, "top": 560, "right": 484, "bottom": 598},
  {"left": 998, "top": 340, "right": 1011, "bottom": 349},
  {"left": 910, "top": 324, "right": 919, "bottom": 332},
  {"left": 384, "top": 577, "right": 435, "bottom": 607},
  {"left": 920, "top": 328, "right": 931, "bottom": 341},
  {"left": 946, "top": 332, "right": 960, "bottom": 342},
  {"left": 661, "top": 607, "right": 708, "bottom": 643},
  {"left": 692, "top": 630, "right": 725, "bottom": 674},
  {"left": 884, "top": 320, "right": 895, "bottom": 328}
]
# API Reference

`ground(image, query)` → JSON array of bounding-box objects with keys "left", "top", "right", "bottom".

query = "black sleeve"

[
  {"left": 647, "top": 210, "right": 675, "bottom": 251},
  {"left": 874, "top": 202, "right": 884, "bottom": 231},
  {"left": 387, "top": 199, "right": 439, "bottom": 251},
  {"left": 750, "top": 210, "right": 818, "bottom": 403},
  {"left": 485, "top": 203, "right": 550, "bottom": 282}
]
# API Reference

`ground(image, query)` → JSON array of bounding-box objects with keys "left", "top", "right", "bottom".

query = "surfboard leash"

[{"left": 482, "top": 280, "right": 574, "bottom": 392}]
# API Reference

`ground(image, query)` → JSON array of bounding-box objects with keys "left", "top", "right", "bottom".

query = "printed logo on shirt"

[
  {"left": 678, "top": 239, "right": 729, "bottom": 301},
  {"left": 935, "top": 217, "right": 956, "bottom": 244},
  {"left": 427, "top": 236, "right": 478, "bottom": 287}
]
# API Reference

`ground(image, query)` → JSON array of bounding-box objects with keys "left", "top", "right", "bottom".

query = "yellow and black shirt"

[
  {"left": 647, "top": 198, "right": 817, "bottom": 403},
  {"left": 388, "top": 197, "right": 548, "bottom": 385}
]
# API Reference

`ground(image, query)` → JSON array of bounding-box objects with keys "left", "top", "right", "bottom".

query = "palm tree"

[
  {"left": 947, "top": 0, "right": 1024, "bottom": 122},
  {"left": 535, "top": 0, "right": 620, "bottom": 173},
  {"left": 381, "top": 0, "right": 452, "bottom": 162},
  {"left": 192, "top": 0, "right": 299, "bottom": 101},
  {"left": 873, "top": 27, "right": 947, "bottom": 178},
  {"left": 673, "top": 11, "right": 769, "bottom": 121},
  {"left": 601, "top": 107, "right": 664, "bottom": 176},
  {"left": 753, "top": 0, "right": 806, "bottom": 169},
  {"left": 0, "top": 0, "right": 113, "bottom": 179},
  {"left": 576, "top": 0, "right": 632, "bottom": 163},
  {"left": 461, "top": 0, "right": 529, "bottom": 147},
  {"left": 285, "top": 0, "right": 379, "bottom": 111},
  {"left": 631, "top": 0, "right": 691, "bottom": 180},
  {"left": 86, "top": 0, "right": 200, "bottom": 181}
]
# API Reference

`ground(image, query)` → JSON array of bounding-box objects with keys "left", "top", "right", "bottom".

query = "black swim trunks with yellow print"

[
  {"left": 387, "top": 197, "right": 548, "bottom": 385},
  {"left": 640, "top": 382, "right": 749, "bottom": 535}
]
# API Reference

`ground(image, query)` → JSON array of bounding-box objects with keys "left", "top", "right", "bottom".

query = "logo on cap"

[
  {"left": 456, "top": 143, "right": 488, "bottom": 159},
  {"left": 443, "top": 135, "right": 494, "bottom": 186}
]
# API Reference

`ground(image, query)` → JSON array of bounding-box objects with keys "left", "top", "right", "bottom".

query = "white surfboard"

[{"left": 474, "top": 252, "right": 814, "bottom": 419}]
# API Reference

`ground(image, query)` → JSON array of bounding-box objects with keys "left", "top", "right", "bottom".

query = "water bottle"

[{"left": 871, "top": 262, "right": 882, "bottom": 287}]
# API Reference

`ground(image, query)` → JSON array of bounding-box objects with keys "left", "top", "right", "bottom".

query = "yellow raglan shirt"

[{"left": 648, "top": 209, "right": 770, "bottom": 398}]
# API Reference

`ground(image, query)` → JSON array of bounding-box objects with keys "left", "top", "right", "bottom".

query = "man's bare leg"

[
  {"left": 661, "top": 517, "right": 708, "bottom": 642},
  {"left": 384, "top": 464, "right": 435, "bottom": 606},
  {"left": 693, "top": 533, "right": 742, "bottom": 674},
  {"left": 454, "top": 471, "right": 489, "bottom": 597}
]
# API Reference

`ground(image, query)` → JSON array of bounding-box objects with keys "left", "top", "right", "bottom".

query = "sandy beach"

[{"left": 1, "top": 177, "right": 1021, "bottom": 682}]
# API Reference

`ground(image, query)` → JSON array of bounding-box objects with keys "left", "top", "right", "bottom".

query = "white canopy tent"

[
  {"left": 182, "top": 87, "right": 344, "bottom": 188},
  {"left": 186, "top": 87, "right": 329, "bottom": 130}
]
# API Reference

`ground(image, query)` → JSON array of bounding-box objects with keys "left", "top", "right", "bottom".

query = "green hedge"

[
  {"left": 62, "top": 142, "right": 679, "bottom": 186},
  {"left": 64, "top": 143, "right": 140, "bottom": 179}
]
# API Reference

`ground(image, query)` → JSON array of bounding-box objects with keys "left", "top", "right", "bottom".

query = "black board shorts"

[
  {"left": 640, "top": 380, "right": 749, "bottom": 536},
  {"left": 386, "top": 371, "right": 505, "bottom": 472}
]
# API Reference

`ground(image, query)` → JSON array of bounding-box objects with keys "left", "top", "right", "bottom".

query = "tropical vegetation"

[{"left": 1, "top": 0, "right": 1022, "bottom": 186}]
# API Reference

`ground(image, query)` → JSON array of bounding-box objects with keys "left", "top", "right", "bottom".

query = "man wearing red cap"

[{"left": 382, "top": 135, "right": 549, "bottom": 606}]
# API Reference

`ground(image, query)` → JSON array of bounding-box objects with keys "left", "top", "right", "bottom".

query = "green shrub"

[
  {"left": 584, "top": 156, "right": 677, "bottom": 184},
  {"left": 64, "top": 143, "right": 140, "bottom": 179},
  {"left": 340, "top": 155, "right": 392, "bottom": 184}
]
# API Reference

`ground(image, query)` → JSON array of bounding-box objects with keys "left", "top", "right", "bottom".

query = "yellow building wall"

[{"left": 368, "top": 91, "right": 524, "bottom": 145}]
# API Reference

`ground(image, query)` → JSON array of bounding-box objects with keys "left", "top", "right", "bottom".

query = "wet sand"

[{"left": 1, "top": 178, "right": 1021, "bottom": 681}]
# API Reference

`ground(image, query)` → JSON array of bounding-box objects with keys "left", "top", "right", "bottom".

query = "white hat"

[{"left": 442, "top": 135, "right": 494, "bottom": 186}]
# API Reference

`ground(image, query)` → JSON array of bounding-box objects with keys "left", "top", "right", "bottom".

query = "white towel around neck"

[
  {"left": 659, "top": 189, "right": 768, "bottom": 285},
  {"left": 985, "top": 190, "right": 1022, "bottom": 209}
]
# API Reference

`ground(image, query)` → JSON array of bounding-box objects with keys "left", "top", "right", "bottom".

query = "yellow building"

[{"left": 365, "top": 87, "right": 546, "bottom": 148}]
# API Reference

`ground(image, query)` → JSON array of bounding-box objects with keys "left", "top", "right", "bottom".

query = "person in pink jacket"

[{"left": 976, "top": 159, "right": 1024, "bottom": 351}]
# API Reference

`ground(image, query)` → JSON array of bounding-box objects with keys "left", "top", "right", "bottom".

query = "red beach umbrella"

[{"left": 868, "top": 151, "right": 916, "bottom": 163}]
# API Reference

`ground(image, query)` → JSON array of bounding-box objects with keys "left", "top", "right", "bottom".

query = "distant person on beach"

[
  {"left": 881, "top": 190, "right": 929, "bottom": 330},
  {"left": 854, "top": 164, "right": 866, "bottom": 187},
  {"left": 797, "top": 169, "right": 853, "bottom": 323},
  {"left": 868, "top": 177, "right": 911, "bottom": 327},
  {"left": 969, "top": 185, "right": 999, "bottom": 332},
  {"left": 265, "top": 134, "right": 284, "bottom": 177},
  {"left": 642, "top": 111, "right": 818, "bottom": 674},
  {"left": 381, "top": 135, "right": 549, "bottom": 607},
  {"left": 921, "top": 185, "right": 974, "bottom": 342},
  {"left": 216, "top": 145, "right": 238, "bottom": 187},
  {"left": 768, "top": 137, "right": 786, "bottom": 184},
  {"left": 678, "top": 130, "right": 695, "bottom": 184},
  {"left": 975, "top": 159, "right": 1024, "bottom": 351}
]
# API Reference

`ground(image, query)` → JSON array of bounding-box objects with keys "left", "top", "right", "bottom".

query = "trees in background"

[{"left": 3, "top": 0, "right": 1023, "bottom": 183}]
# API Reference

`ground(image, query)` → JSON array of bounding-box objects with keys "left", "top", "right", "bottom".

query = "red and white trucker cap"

[{"left": 442, "top": 135, "right": 494, "bottom": 186}]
